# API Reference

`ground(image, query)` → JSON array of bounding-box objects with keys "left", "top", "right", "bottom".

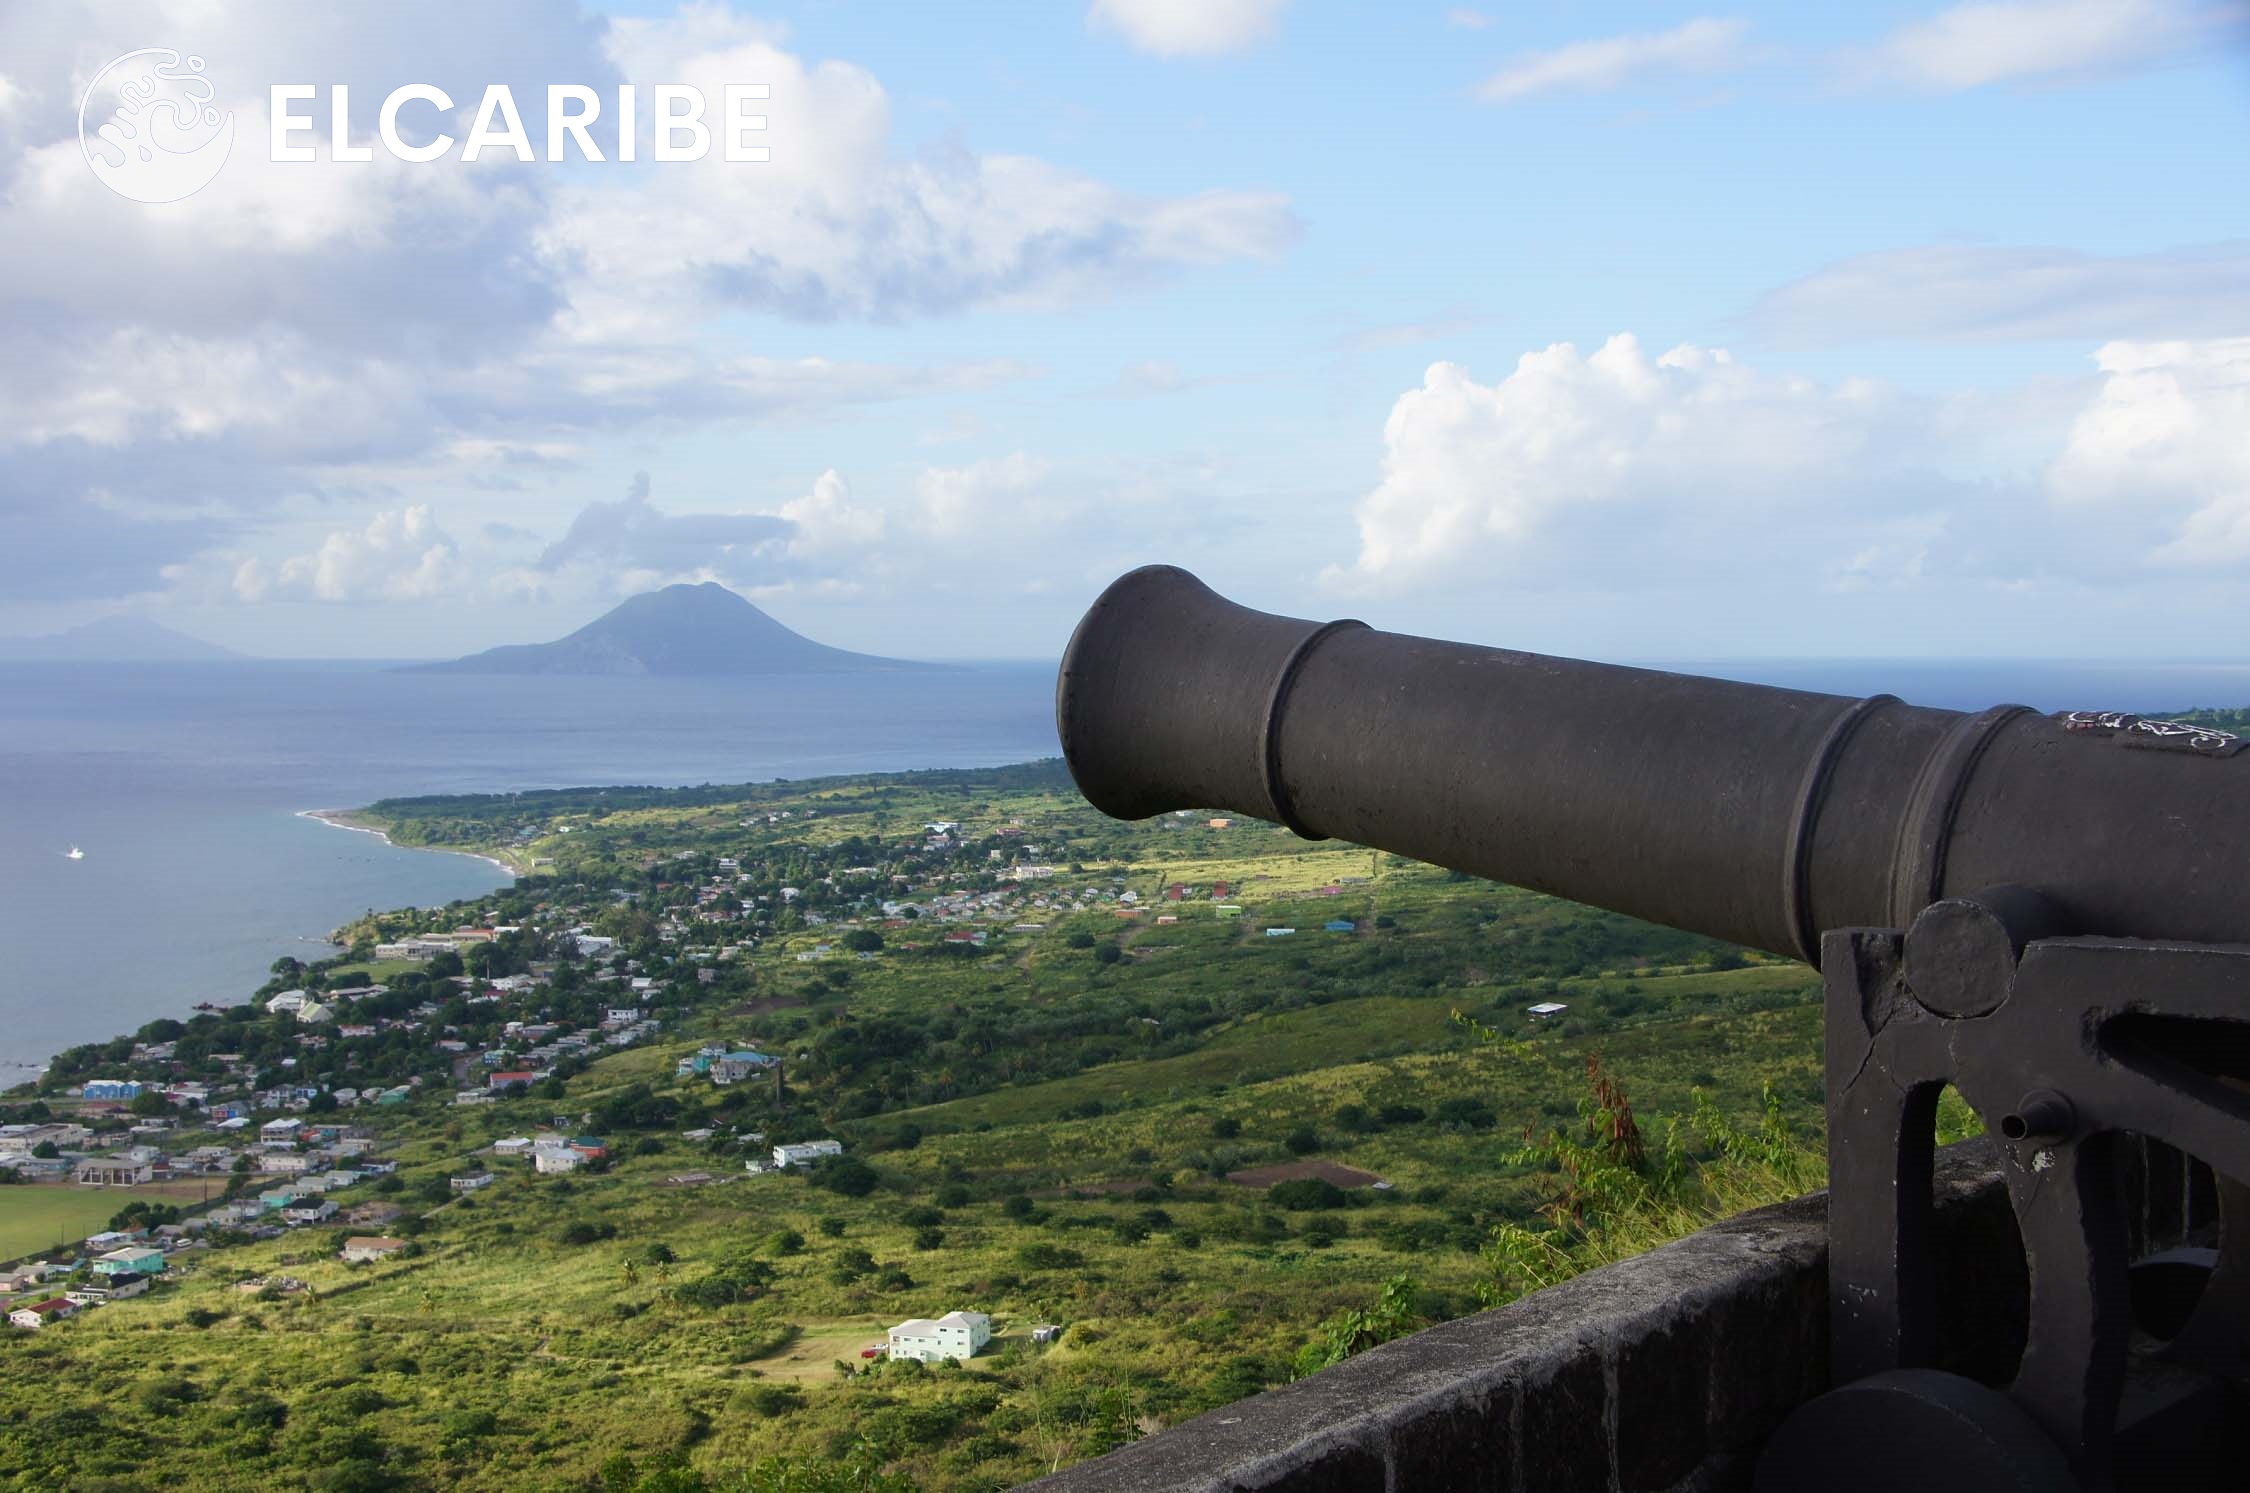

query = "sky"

[{"left": 2, "top": 0, "right": 2248, "bottom": 661}]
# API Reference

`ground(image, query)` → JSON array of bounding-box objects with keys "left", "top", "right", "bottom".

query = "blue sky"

[{"left": 2, "top": 1, "right": 2247, "bottom": 658}]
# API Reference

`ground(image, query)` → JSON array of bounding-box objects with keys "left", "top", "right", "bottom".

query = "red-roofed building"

[{"left": 9, "top": 1297, "right": 77, "bottom": 1329}]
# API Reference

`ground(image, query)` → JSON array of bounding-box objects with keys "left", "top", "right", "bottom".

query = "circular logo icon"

[{"left": 78, "top": 48, "right": 235, "bottom": 204}]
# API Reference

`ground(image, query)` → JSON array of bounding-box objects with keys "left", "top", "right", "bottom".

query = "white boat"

[{"left": 66, "top": 846, "right": 84, "bottom": 860}]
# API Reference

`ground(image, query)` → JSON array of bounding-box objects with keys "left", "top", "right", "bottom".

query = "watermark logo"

[{"left": 78, "top": 48, "right": 235, "bottom": 203}]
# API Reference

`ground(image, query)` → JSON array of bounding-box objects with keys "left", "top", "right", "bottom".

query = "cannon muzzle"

[{"left": 1056, "top": 565, "right": 2250, "bottom": 963}]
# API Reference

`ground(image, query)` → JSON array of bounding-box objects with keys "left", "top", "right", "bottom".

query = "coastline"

[{"left": 298, "top": 807, "right": 524, "bottom": 877}]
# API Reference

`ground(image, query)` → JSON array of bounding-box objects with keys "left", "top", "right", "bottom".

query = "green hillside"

[{"left": 0, "top": 761, "right": 1836, "bottom": 1493}]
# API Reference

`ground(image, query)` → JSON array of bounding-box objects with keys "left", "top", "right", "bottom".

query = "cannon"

[{"left": 1056, "top": 565, "right": 2250, "bottom": 1493}]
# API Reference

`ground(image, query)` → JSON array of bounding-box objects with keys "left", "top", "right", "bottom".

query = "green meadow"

[{"left": 0, "top": 761, "right": 1835, "bottom": 1492}]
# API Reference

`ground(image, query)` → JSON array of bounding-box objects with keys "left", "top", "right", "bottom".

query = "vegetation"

[{"left": 0, "top": 759, "right": 1843, "bottom": 1491}]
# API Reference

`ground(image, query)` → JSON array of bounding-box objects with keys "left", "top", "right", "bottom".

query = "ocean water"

[
  {"left": 2, "top": 653, "right": 2245, "bottom": 1077},
  {"left": 0, "top": 661, "right": 1058, "bottom": 1076}
]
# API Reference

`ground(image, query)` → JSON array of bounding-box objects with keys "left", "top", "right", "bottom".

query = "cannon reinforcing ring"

[
  {"left": 1783, "top": 693, "right": 1900, "bottom": 967},
  {"left": 1257, "top": 618, "right": 1367, "bottom": 839}
]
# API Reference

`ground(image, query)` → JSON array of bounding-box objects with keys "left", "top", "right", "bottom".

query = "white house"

[
  {"left": 450, "top": 1172, "right": 495, "bottom": 1192},
  {"left": 887, "top": 1310, "right": 992, "bottom": 1363},
  {"left": 493, "top": 1136, "right": 534, "bottom": 1157},
  {"left": 340, "top": 1236, "right": 407, "bottom": 1263},
  {"left": 533, "top": 1147, "right": 584, "bottom": 1174},
  {"left": 772, "top": 1139, "right": 843, "bottom": 1168}
]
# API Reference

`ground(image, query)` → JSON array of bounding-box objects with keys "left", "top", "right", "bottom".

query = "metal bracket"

[{"left": 1819, "top": 902, "right": 2250, "bottom": 1489}]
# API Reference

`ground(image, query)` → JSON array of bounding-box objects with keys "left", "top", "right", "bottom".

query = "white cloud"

[
  {"left": 1747, "top": 242, "right": 2250, "bottom": 345},
  {"left": 0, "top": 2, "right": 1296, "bottom": 604},
  {"left": 235, "top": 506, "right": 467, "bottom": 603},
  {"left": 777, "top": 469, "right": 888, "bottom": 559},
  {"left": 1087, "top": 0, "right": 1291, "bottom": 56},
  {"left": 1445, "top": 9, "right": 1493, "bottom": 32},
  {"left": 1478, "top": 18, "right": 1750, "bottom": 103},
  {"left": 533, "top": 471, "right": 794, "bottom": 582},
  {"left": 2049, "top": 339, "right": 2250, "bottom": 564},
  {"left": 1855, "top": 0, "right": 2246, "bottom": 90},
  {"left": 1331, "top": 334, "right": 2250, "bottom": 601},
  {"left": 917, "top": 453, "right": 1054, "bottom": 535}
]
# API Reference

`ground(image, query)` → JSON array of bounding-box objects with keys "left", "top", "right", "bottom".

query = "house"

[
  {"left": 1264, "top": 927, "right": 1297, "bottom": 938},
  {"left": 451, "top": 1172, "right": 495, "bottom": 1192},
  {"left": 257, "top": 1188, "right": 300, "bottom": 1213},
  {"left": 1324, "top": 919, "right": 1357, "bottom": 933},
  {"left": 1031, "top": 1323, "right": 1064, "bottom": 1344},
  {"left": 282, "top": 1199, "right": 338, "bottom": 1226},
  {"left": 67, "top": 1272, "right": 151, "bottom": 1305},
  {"left": 887, "top": 1310, "right": 993, "bottom": 1362},
  {"left": 772, "top": 1139, "right": 844, "bottom": 1169},
  {"left": 493, "top": 1136, "right": 534, "bottom": 1157},
  {"left": 1214, "top": 904, "right": 1243, "bottom": 919},
  {"left": 9, "top": 1298, "right": 77, "bottom": 1330},
  {"left": 710, "top": 1050, "right": 778, "bottom": 1085},
  {"left": 79, "top": 1078, "right": 142, "bottom": 1101},
  {"left": 533, "top": 1147, "right": 583, "bottom": 1174},
  {"left": 1527, "top": 1002, "right": 1569, "bottom": 1018},
  {"left": 94, "top": 1246, "right": 167, "bottom": 1277},
  {"left": 340, "top": 1236, "right": 408, "bottom": 1263},
  {"left": 74, "top": 1157, "right": 155, "bottom": 1186},
  {"left": 0, "top": 1263, "right": 61, "bottom": 1294},
  {"left": 488, "top": 1071, "right": 540, "bottom": 1092}
]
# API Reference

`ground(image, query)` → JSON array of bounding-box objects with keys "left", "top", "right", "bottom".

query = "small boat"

[{"left": 66, "top": 846, "right": 84, "bottom": 860}]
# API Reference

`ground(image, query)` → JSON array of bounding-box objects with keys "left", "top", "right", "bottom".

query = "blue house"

[{"left": 1324, "top": 919, "right": 1357, "bottom": 933}]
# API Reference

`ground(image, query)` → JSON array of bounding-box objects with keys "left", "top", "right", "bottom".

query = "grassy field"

[
  {"left": 0, "top": 1181, "right": 216, "bottom": 1261},
  {"left": 0, "top": 760, "right": 1841, "bottom": 1491}
]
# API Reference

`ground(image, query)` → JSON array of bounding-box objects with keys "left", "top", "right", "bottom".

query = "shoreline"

[{"left": 298, "top": 807, "right": 522, "bottom": 878}]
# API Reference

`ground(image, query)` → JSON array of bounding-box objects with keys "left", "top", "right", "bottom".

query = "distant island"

[
  {"left": 411, "top": 581, "right": 940, "bottom": 676},
  {"left": 0, "top": 616, "right": 242, "bottom": 663}
]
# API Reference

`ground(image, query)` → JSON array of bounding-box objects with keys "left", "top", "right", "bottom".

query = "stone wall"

[{"left": 1025, "top": 1140, "right": 2034, "bottom": 1493}]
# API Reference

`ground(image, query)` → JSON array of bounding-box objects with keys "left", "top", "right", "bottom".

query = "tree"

[
  {"left": 30, "top": 1140, "right": 59, "bottom": 1159},
  {"left": 812, "top": 1157, "right": 879, "bottom": 1198},
  {"left": 1285, "top": 1126, "right": 1320, "bottom": 1155}
]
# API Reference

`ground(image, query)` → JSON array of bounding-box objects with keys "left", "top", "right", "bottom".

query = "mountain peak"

[
  {"left": 0, "top": 616, "right": 242, "bottom": 662},
  {"left": 412, "top": 583, "right": 932, "bottom": 676}
]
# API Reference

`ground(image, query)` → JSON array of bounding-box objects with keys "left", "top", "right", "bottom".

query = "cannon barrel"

[{"left": 1056, "top": 566, "right": 2250, "bottom": 963}]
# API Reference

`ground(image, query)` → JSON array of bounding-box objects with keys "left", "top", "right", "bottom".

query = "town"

[{"left": 0, "top": 760, "right": 1822, "bottom": 1490}]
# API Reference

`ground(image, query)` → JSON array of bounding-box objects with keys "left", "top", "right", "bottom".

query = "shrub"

[
  {"left": 1013, "top": 1242, "right": 1084, "bottom": 1271},
  {"left": 1268, "top": 1178, "right": 1347, "bottom": 1211},
  {"left": 812, "top": 1157, "right": 879, "bottom": 1198},
  {"left": 912, "top": 1226, "right": 945, "bottom": 1251},
  {"left": 1284, "top": 1126, "right": 1320, "bottom": 1155},
  {"left": 1434, "top": 1097, "right": 1496, "bottom": 1129},
  {"left": 1210, "top": 1116, "right": 1241, "bottom": 1139},
  {"left": 742, "top": 1383, "right": 805, "bottom": 1418}
]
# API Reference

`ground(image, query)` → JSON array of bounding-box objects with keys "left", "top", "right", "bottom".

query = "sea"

[{"left": 4, "top": 653, "right": 2249, "bottom": 1079}]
